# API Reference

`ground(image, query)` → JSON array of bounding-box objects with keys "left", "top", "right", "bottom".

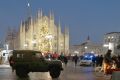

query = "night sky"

[{"left": 0, "top": 0, "right": 120, "bottom": 45}]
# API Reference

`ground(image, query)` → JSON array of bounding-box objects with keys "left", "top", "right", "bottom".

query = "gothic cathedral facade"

[{"left": 13, "top": 10, "right": 69, "bottom": 55}]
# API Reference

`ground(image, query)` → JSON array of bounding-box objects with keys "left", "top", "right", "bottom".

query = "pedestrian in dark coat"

[
  {"left": 74, "top": 54, "right": 79, "bottom": 66},
  {"left": 103, "top": 49, "right": 112, "bottom": 75},
  {"left": 99, "top": 55, "right": 103, "bottom": 67},
  {"left": 64, "top": 56, "right": 68, "bottom": 66}
]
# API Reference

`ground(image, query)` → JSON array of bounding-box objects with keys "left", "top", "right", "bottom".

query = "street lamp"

[
  {"left": 85, "top": 46, "right": 88, "bottom": 49},
  {"left": 84, "top": 46, "right": 88, "bottom": 53},
  {"left": 103, "top": 44, "right": 109, "bottom": 47}
]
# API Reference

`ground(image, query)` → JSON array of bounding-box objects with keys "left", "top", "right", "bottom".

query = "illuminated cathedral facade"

[{"left": 8, "top": 10, "right": 69, "bottom": 55}]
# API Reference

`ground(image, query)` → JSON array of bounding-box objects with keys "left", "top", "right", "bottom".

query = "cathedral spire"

[
  {"left": 49, "top": 10, "right": 52, "bottom": 19},
  {"left": 64, "top": 26, "right": 67, "bottom": 55},
  {"left": 38, "top": 8, "right": 42, "bottom": 19},
  {"left": 20, "top": 21, "right": 23, "bottom": 33},
  {"left": 50, "top": 10, "right": 54, "bottom": 20},
  {"left": 58, "top": 17, "right": 61, "bottom": 32},
  {"left": 58, "top": 17, "right": 61, "bottom": 27},
  {"left": 65, "top": 25, "right": 69, "bottom": 35},
  {"left": 27, "top": 0, "right": 31, "bottom": 18},
  {"left": 64, "top": 25, "right": 69, "bottom": 55},
  {"left": 86, "top": 35, "right": 90, "bottom": 42}
]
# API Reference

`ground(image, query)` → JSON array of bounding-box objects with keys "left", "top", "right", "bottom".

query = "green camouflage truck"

[{"left": 9, "top": 50, "right": 63, "bottom": 78}]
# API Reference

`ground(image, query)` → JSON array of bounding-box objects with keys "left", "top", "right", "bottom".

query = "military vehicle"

[{"left": 9, "top": 50, "right": 63, "bottom": 78}]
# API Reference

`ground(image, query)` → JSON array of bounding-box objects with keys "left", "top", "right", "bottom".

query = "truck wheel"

[
  {"left": 49, "top": 66, "right": 61, "bottom": 78},
  {"left": 16, "top": 67, "right": 28, "bottom": 77}
]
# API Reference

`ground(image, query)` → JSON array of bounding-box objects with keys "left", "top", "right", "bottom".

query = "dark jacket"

[{"left": 104, "top": 50, "right": 112, "bottom": 64}]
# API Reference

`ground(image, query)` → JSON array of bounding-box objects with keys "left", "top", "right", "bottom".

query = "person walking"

[
  {"left": 9, "top": 55, "right": 14, "bottom": 72},
  {"left": 64, "top": 56, "right": 68, "bottom": 66},
  {"left": 103, "top": 49, "right": 112, "bottom": 75},
  {"left": 99, "top": 55, "right": 103, "bottom": 67},
  {"left": 73, "top": 54, "right": 79, "bottom": 67}
]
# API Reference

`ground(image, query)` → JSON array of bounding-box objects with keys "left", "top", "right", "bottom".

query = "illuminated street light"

[
  {"left": 111, "top": 36, "right": 114, "bottom": 38},
  {"left": 84, "top": 46, "right": 88, "bottom": 53},
  {"left": 103, "top": 44, "right": 109, "bottom": 47},
  {"left": 85, "top": 46, "right": 88, "bottom": 49}
]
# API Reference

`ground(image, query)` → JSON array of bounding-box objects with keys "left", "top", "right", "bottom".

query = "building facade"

[
  {"left": 103, "top": 32, "right": 120, "bottom": 55},
  {"left": 6, "top": 10, "right": 69, "bottom": 55},
  {"left": 70, "top": 37, "right": 103, "bottom": 56}
]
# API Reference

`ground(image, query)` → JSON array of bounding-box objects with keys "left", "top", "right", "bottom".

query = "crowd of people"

[
  {"left": 44, "top": 52, "right": 80, "bottom": 67},
  {"left": 44, "top": 49, "right": 120, "bottom": 75},
  {"left": 102, "top": 49, "right": 120, "bottom": 75},
  {"left": 70, "top": 49, "right": 120, "bottom": 75},
  {"left": 93, "top": 49, "right": 120, "bottom": 75},
  {"left": 45, "top": 52, "right": 68, "bottom": 66}
]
